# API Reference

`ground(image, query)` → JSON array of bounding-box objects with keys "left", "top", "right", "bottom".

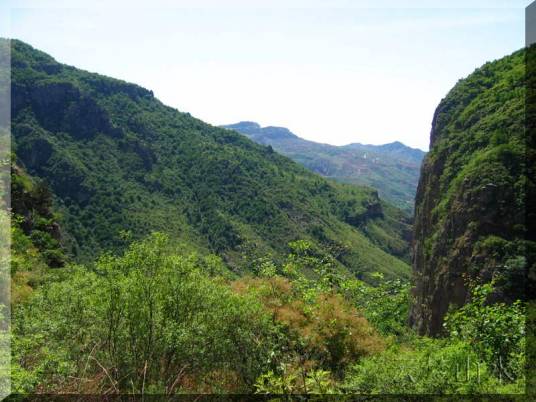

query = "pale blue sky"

[{"left": 1, "top": 0, "right": 532, "bottom": 150}]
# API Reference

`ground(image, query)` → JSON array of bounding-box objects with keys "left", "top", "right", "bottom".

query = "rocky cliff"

[{"left": 409, "top": 49, "right": 534, "bottom": 335}]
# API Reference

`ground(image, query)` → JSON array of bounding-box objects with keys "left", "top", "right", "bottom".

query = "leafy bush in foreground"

[
  {"left": 10, "top": 233, "right": 527, "bottom": 395},
  {"left": 233, "top": 276, "right": 384, "bottom": 376},
  {"left": 12, "top": 233, "right": 281, "bottom": 393},
  {"left": 342, "top": 339, "right": 523, "bottom": 394},
  {"left": 443, "top": 280, "right": 525, "bottom": 381}
]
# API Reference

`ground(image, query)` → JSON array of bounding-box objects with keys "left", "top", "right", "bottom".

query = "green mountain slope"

[
  {"left": 222, "top": 122, "right": 425, "bottom": 213},
  {"left": 409, "top": 48, "right": 534, "bottom": 335},
  {"left": 10, "top": 39, "right": 411, "bottom": 281}
]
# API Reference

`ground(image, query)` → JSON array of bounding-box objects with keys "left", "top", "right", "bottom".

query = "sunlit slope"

[{"left": 10, "top": 39, "right": 410, "bottom": 281}]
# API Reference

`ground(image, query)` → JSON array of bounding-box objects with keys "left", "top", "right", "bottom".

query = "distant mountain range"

[{"left": 222, "top": 122, "right": 426, "bottom": 213}]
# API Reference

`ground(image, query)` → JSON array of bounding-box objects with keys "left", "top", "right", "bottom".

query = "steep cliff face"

[{"left": 409, "top": 49, "right": 533, "bottom": 335}]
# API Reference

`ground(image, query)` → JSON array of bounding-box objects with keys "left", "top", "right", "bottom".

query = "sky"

[{"left": 0, "top": 0, "right": 532, "bottom": 150}]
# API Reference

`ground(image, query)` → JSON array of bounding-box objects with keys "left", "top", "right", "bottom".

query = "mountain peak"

[
  {"left": 224, "top": 121, "right": 261, "bottom": 131},
  {"left": 385, "top": 140, "right": 404, "bottom": 147},
  {"left": 261, "top": 126, "right": 298, "bottom": 140},
  {"left": 221, "top": 122, "right": 298, "bottom": 141},
  {"left": 378, "top": 141, "right": 422, "bottom": 152}
]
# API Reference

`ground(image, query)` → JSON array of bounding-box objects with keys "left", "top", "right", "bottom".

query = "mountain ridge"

[
  {"left": 9, "top": 39, "right": 411, "bottom": 282},
  {"left": 222, "top": 121, "right": 426, "bottom": 213}
]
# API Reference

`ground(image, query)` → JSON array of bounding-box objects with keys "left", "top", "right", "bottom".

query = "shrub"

[
  {"left": 343, "top": 339, "right": 522, "bottom": 394},
  {"left": 232, "top": 276, "right": 384, "bottom": 375},
  {"left": 443, "top": 281, "right": 525, "bottom": 381},
  {"left": 341, "top": 276, "right": 412, "bottom": 337},
  {"left": 255, "top": 367, "right": 338, "bottom": 394},
  {"left": 12, "top": 233, "right": 282, "bottom": 393}
]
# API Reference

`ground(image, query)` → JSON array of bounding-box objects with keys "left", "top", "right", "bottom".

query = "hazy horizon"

[
  {"left": 222, "top": 120, "right": 428, "bottom": 151},
  {"left": 1, "top": 0, "right": 530, "bottom": 151}
]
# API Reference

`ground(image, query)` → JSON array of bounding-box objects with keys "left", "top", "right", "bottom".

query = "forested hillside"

[
  {"left": 410, "top": 48, "right": 534, "bottom": 335},
  {"left": 223, "top": 122, "right": 425, "bottom": 213},
  {"left": 10, "top": 39, "right": 411, "bottom": 281},
  {"left": 5, "top": 39, "right": 528, "bottom": 395}
]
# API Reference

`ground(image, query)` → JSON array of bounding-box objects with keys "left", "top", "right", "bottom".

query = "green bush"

[
  {"left": 343, "top": 339, "right": 522, "bottom": 394},
  {"left": 255, "top": 367, "right": 338, "bottom": 394},
  {"left": 12, "top": 233, "right": 282, "bottom": 393},
  {"left": 341, "top": 275, "right": 411, "bottom": 337},
  {"left": 443, "top": 281, "right": 525, "bottom": 381}
]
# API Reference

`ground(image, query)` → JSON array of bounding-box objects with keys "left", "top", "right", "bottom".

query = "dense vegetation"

[
  {"left": 0, "top": 37, "right": 9, "bottom": 398},
  {"left": 4, "top": 39, "right": 529, "bottom": 395},
  {"left": 223, "top": 122, "right": 425, "bottom": 213},
  {"left": 10, "top": 39, "right": 411, "bottom": 282},
  {"left": 10, "top": 232, "right": 525, "bottom": 394},
  {"left": 410, "top": 48, "right": 534, "bottom": 335}
]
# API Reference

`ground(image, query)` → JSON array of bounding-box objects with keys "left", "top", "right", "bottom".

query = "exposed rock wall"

[{"left": 409, "top": 49, "right": 532, "bottom": 335}]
